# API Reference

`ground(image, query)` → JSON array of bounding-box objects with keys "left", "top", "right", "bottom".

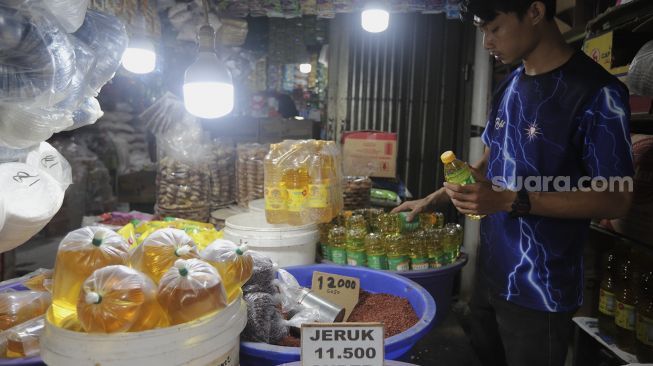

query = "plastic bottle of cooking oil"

[
  {"left": 615, "top": 254, "right": 637, "bottom": 352},
  {"left": 442, "top": 223, "right": 463, "bottom": 264},
  {"left": 426, "top": 227, "right": 445, "bottom": 268},
  {"left": 381, "top": 213, "right": 410, "bottom": 272},
  {"left": 364, "top": 232, "right": 387, "bottom": 270},
  {"left": 77, "top": 265, "right": 169, "bottom": 333},
  {"left": 346, "top": 215, "right": 368, "bottom": 267},
  {"left": 157, "top": 259, "right": 228, "bottom": 325},
  {"left": 0, "top": 291, "right": 51, "bottom": 331},
  {"left": 50, "top": 227, "right": 130, "bottom": 326},
  {"left": 409, "top": 230, "right": 430, "bottom": 270},
  {"left": 130, "top": 228, "right": 201, "bottom": 284},
  {"left": 264, "top": 143, "right": 288, "bottom": 224},
  {"left": 283, "top": 144, "right": 309, "bottom": 226},
  {"left": 440, "top": 151, "right": 484, "bottom": 220},
  {"left": 200, "top": 240, "right": 254, "bottom": 303},
  {"left": 5, "top": 316, "right": 44, "bottom": 358},
  {"left": 306, "top": 141, "right": 332, "bottom": 223},
  {"left": 636, "top": 267, "right": 653, "bottom": 362},
  {"left": 598, "top": 250, "right": 618, "bottom": 338},
  {"left": 319, "top": 223, "right": 332, "bottom": 261},
  {"left": 329, "top": 226, "right": 347, "bottom": 265}
]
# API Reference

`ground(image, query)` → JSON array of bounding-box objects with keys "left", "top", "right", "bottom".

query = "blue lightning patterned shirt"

[{"left": 480, "top": 51, "right": 634, "bottom": 312}]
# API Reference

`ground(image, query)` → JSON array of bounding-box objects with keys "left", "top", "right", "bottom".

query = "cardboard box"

[
  {"left": 583, "top": 30, "right": 653, "bottom": 78},
  {"left": 342, "top": 131, "right": 397, "bottom": 178}
]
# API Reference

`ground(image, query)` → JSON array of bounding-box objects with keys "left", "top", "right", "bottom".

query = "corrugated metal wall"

[{"left": 328, "top": 13, "right": 476, "bottom": 199}]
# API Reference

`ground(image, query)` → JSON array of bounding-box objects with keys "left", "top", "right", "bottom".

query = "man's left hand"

[{"left": 443, "top": 166, "right": 516, "bottom": 216}]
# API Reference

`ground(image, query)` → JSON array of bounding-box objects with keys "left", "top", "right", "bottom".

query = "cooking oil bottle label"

[
  {"left": 598, "top": 289, "right": 616, "bottom": 316},
  {"left": 411, "top": 257, "right": 430, "bottom": 270},
  {"left": 287, "top": 188, "right": 306, "bottom": 212},
  {"left": 367, "top": 255, "right": 388, "bottom": 270},
  {"left": 346, "top": 251, "right": 366, "bottom": 266},
  {"left": 615, "top": 301, "right": 636, "bottom": 330},
  {"left": 307, "top": 184, "right": 329, "bottom": 208},
  {"left": 388, "top": 256, "right": 410, "bottom": 271},
  {"left": 265, "top": 186, "right": 287, "bottom": 210},
  {"left": 429, "top": 259, "right": 441, "bottom": 269},
  {"left": 446, "top": 169, "right": 475, "bottom": 185},
  {"left": 636, "top": 313, "right": 653, "bottom": 346},
  {"left": 321, "top": 243, "right": 331, "bottom": 261},
  {"left": 331, "top": 248, "right": 347, "bottom": 265},
  {"left": 346, "top": 238, "right": 365, "bottom": 250}
]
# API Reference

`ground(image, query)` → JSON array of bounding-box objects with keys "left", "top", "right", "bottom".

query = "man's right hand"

[{"left": 391, "top": 197, "right": 430, "bottom": 222}]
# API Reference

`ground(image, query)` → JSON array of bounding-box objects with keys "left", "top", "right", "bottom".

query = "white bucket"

[
  {"left": 223, "top": 212, "right": 318, "bottom": 267},
  {"left": 247, "top": 199, "right": 265, "bottom": 213},
  {"left": 41, "top": 296, "right": 247, "bottom": 366}
]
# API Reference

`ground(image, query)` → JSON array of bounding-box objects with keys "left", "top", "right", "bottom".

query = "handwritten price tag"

[
  {"left": 311, "top": 271, "right": 360, "bottom": 321},
  {"left": 301, "top": 323, "right": 384, "bottom": 366}
]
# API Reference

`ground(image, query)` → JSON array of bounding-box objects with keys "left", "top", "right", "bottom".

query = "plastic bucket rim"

[{"left": 225, "top": 212, "right": 318, "bottom": 233}]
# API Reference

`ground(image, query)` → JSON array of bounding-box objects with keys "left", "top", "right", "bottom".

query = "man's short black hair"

[{"left": 460, "top": 0, "right": 556, "bottom": 24}]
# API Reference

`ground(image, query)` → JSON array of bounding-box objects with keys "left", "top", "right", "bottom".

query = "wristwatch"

[{"left": 509, "top": 190, "right": 531, "bottom": 218}]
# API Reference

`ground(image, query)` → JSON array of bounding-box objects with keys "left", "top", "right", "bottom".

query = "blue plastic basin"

[
  {"left": 240, "top": 264, "right": 436, "bottom": 366},
  {"left": 391, "top": 254, "right": 467, "bottom": 325}
]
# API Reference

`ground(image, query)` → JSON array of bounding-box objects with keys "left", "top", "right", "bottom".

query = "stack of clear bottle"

[
  {"left": 264, "top": 140, "right": 344, "bottom": 226},
  {"left": 323, "top": 211, "right": 463, "bottom": 271}
]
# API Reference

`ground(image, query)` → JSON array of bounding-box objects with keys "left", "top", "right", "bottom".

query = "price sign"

[
  {"left": 301, "top": 323, "right": 384, "bottom": 366},
  {"left": 311, "top": 271, "right": 360, "bottom": 321}
]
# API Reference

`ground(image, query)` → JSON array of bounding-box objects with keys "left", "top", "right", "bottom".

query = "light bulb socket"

[{"left": 198, "top": 25, "right": 216, "bottom": 52}]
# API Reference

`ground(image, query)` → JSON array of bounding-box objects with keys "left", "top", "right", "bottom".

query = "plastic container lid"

[
  {"left": 248, "top": 199, "right": 265, "bottom": 213},
  {"left": 225, "top": 212, "right": 317, "bottom": 233}
]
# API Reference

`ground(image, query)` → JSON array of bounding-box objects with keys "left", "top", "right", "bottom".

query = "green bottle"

[
  {"left": 329, "top": 226, "right": 347, "bottom": 265},
  {"left": 365, "top": 232, "right": 388, "bottom": 270},
  {"left": 441, "top": 151, "right": 484, "bottom": 220},
  {"left": 346, "top": 215, "right": 368, "bottom": 267}
]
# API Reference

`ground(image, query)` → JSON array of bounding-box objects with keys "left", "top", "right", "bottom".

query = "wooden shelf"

[{"left": 587, "top": 0, "right": 653, "bottom": 34}]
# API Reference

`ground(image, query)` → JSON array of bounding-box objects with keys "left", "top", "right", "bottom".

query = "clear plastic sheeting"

[
  {"left": 73, "top": 10, "right": 128, "bottom": 92},
  {"left": 3, "top": 315, "right": 44, "bottom": 358},
  {"left": 0, "top": 291, "right": 51, "bottom": 331},
  {"left": 42, "top": 0, "right": 89, "bottom": 33},
  {"left": 0, "top": 2, "right": 75, "bottom": 106},
  {"left": 66, "top": 96, "right": 104, "bottom": 131},
  {"left": 0, "top": 103, "right": 72, "bottom": 149},
  {"left": 54, "top": 38, "right": 96, "bottom": 112},
  {"left": 628, "top": 41, "right": 653, "bottom": 97}
]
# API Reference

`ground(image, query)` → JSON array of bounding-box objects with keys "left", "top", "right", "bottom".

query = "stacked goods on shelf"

[
  {"left": 237, "top": 143, "right": 268, "bottom": 207},
  {"left": 264, "top": 140, "right": 343, "bottom": 225},
  {"left": 209, "top": 139, "right": 236, "bottom": 208},
  {"left": 343, "top": 176, "right": 372, "bottom": 210}
]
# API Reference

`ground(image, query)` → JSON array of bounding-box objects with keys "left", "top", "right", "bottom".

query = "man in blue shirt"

[{"left": 393, "top": 0, "right": 634, "bottom": 365}]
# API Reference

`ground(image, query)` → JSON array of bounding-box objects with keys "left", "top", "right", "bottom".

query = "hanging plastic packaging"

[
  {"left": 54, "top": 37, "right": 96, "bottom": 112},
  {"left": 130, "top": 228, "right": 201, "bottom": 284},
  {"left": 25, "top": 142, "right": 73, "bottom": 190},
  {"left": 73, "top": 10, "right": 128, "bottom": 92},
  {"left": 157, "top": 258, "right": 228, "bottom": 325},
  {"left": 4, "top": 315, "right": 44, "bottom": 358},
  {"left": 66, "top": 96, "right": 104, "bottom": 131},
  {"left": 0, "top": 291, "right": 51, "bottom": 331},
  {"left": 0, "top": 2, "right": 75, "bottom": 106},
  {"left": 200, "top": 240, "right": 254, "bottom": 302},
  {"left": 43, "top": 0, "right": 90, "bottom": 33},
  {"left": 0, "top": 104, "right": 72, "bottom": 150},
  {"left": 628, "top": 41, "right": 653, "bottom": 97},
  {"left": 50, "top": 226, "right": 130, "bottom": 326},
  {"left": 77, "top": 265, "right": 169, "bottom": 333}
]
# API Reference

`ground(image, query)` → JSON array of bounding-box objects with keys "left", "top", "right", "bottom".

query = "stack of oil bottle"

[
  {"left": 319, "top": 210, "right": 464, "bottom": 271},
  {"left": 597, "top": 246, "right": 653, "bottom": 362},
  {"left": 264, "top": 139, "right": 344, "bottom": 226}
]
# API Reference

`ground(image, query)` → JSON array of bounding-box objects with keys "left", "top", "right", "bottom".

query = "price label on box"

[
  {"left": 311, "top": 271, "right": 360, "bottom": 321},
  {"left": 301, "top": 323, "right": 384, "bottom": 366}
]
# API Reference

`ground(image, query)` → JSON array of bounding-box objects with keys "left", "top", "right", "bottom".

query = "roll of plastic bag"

[
  {"left": 65, "top": 96, "right": 104, "bottom": 131},
  {"left": 42, "top": 0, "right": 89, "bottom": 33},
  {"left": 0, "top": 3, "right": 76, "bottom": 106},
  {"left": 74, "top": 10, "right": 128, "bottom": 92},
  {"left": 628, "top": 41, "right": 653, "bottom": 97},
  {"left": 0, "top": 162, "right": 65, "bottom": 252},
  {"left": 0, "top": 104, "right": 73, "bottom": 149},
  {"left": 25, "top": 142, "right": 72, "bottom": 190}
]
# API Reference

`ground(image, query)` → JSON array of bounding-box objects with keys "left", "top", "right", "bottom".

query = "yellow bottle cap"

[{"left": 440, "top": 151, "right": 456, "bottom": 164}]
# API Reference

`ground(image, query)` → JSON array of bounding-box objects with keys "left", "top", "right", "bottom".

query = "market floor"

[{"left": 13, "top": 236, "right": 483, "bottom": 366}]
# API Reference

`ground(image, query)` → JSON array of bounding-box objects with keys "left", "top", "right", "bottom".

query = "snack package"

[
  {"left": 50, "top": 226, "right": 130, "bottom": 326},
  {"left": 130, "top": 228, "right": 201, "bottom": 284},
  {"left": 0, "top": 291, "right": 51, "bottom": 330},
  {"left": 77, "top": 265, "right": 169, "bottom": 333},
  {"left": 157, "top": 259, "right": 227, "bottom": 325},
  {"left": 200, "top": 240, "right": 254, "bottom": 302}
]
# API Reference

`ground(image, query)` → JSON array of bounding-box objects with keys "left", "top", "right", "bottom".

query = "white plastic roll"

[{"left": 25, "top": 142, "right": 72, "bottom": 190}]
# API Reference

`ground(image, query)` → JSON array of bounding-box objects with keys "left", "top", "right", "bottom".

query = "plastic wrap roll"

[
  {"left": 0, "top": 103, "right": 72, "bottom": 149},
  {"left": 55, "top": 38, "right": 97, "bottom": 111},
  {"left": 628, "top": 41, "right": 653, "bottom": 97},
  {"left": 42, "top": 0, "right": 89, "bottom": 33},
  {"left": 74, "top": 10, "right": 128, "bottom": 92},
  {"left": 0, "top": 3, "right": 75, "bottom": 105},
  {"left": 25, "top": 141, "right": 73, "bottom": 190}
]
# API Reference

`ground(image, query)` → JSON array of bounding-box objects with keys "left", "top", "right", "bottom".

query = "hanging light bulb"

[
  {"left": 183, "top": 2, "right": 234, "bottom": 119},
  {"left": 299, "top": 63, "right": 312, "bottom": 74},
  {"left": 361, "top": 2, "right": 390, "bottom": 33},
  {"left": 122, "top": 35, "right": 156, "bottom": 74}
]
